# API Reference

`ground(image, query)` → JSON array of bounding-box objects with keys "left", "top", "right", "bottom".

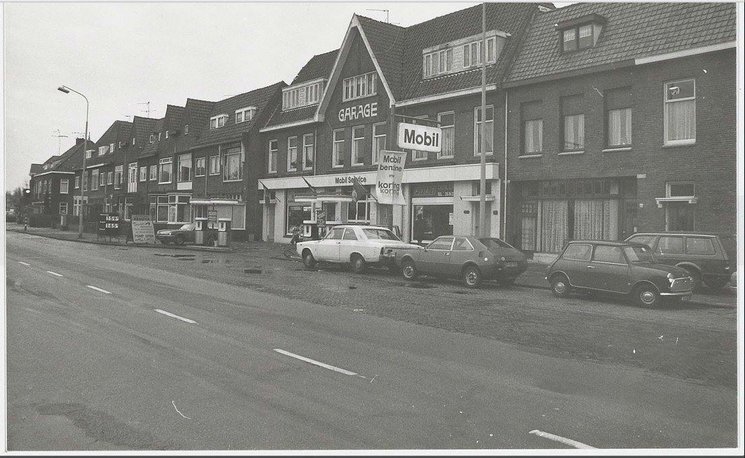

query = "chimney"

[{"left": 76, "top": 137, "right": 85, "bottom": 145}]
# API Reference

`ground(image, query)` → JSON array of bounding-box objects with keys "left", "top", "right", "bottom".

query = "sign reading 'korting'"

[
  {"left": 397, "top": 122, "right": 442, "bottom": 153},
  {"left": 375, "top": 150, "right": 407, "bottom": 206}
]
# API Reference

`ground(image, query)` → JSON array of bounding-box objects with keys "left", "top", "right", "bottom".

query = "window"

[
  {"left": 302, "top": 134, "right": 314, "bottom": 170},
  {"left": 423, "top": 48, "right": 453, "bottom": 77},
  {"left": 107, "top": 171, "right": 113, "bottom": 185},
  {"left": 158, "top": 132, "right": 162, "bottom": 141},
  {"left": 165, "top": 131, "right": 169, "bottom": 139},
  {"left": 429, "top": 236, "right": 455, "bottom": 250},
  {"left": 524, "top": 120, "right": 543, "bottom": 154},
  {"left": 91, "top": 169, "right": 99, "bottom": 191},
  {"left": 463, "top": 37, "right": 498, "bottom": 68},
  {"left": 139, "top": 166, "right": 147, "bottom": 182},
  {"left": 82, "top": 172, "right": 88, "bottom": 191},
  {"left": 222, "top": 145, "right": 242, "bottom": 181},
  {"left": 371, "top": 123, "right": 387, "bottom": 164},
  {"left": 168, "top": 195, "right": 191, "bottom": 223},
  {"left": 209, "top": 155, "right": 220, "bottom": 175},
  {"left": 342, "top": 228, "right": 358, "bottom": 240},
  {"left": 592, "top": 245, "right": 626, "bottom": 264},
  {"left": 333, "top": 129, "right": 345, "bottom": 167},
  {"left": 268, "top": 140, "right": 278, "bottom": 173},
  {"left": 348, "top": 200, "right": 370, "bottom": 223},
  {"left": 184, "top": 125, "right": 189, "bottom": 135},
  {"left": 109, "top": 142, "right": 115, "bottom": 152},
  {"left": 85, "top": 149, "right": 92, "bottom": 159},
  {"left": 210, "top": 114, "right": 228, "bottom": 129},
  {"left": 75, "top": 176, "right": 80, "bottom": 189},
  {"left": 668, "top": 182, "right": 695, "bottom": 197},
  {"left": 114, "top": 165, "right": 122, "bottom": 189},
  {"left": 59, "top": 202, "right": 68, "bottom": 215},
  {"left": 73, "top": 196, "right": 85, "bottom": 216},
  {"left": 351, "top": 126, "right": 365, "bottom": 165},
  {"left": 150, "top": 196, "right": 169, "bottom": 222},
  {"left": 98, "top": 145, "right": 109, "bottom": 156},
  {"left": 178, "top": 153, "right": 192, "bottom": 182},
  {"left": 128, "top": 163, "right": 137, "bottom": 193},
  {"left": 561, "top": 95, "right": 584, "bottom": 152},
  {"left": 235, "top": 107, "right": 256, "bottom": 123},
  {"left": 159, "top": 157, "right": 172, "bottom": 183},
  {"left": 99, "top": 171, "right": 105, "bottom": 187},
  {"left": 282, "top": 80, "right": 325, "bottom": 110},
  {"left": 453, "top": 237, "right": 474, "bottom": 251},
  {"left": 149, "top": 165, "right": 157, "bottom": 181},
  {"left": 287, "top": 136, "right": 298, "bottom": 171},
  {"left": 195, "top": 157, "right": 206, "bottom": 177},
  {"left": 562, "top": 243, "right": 592, "bottom": 261},
  {"left": 149, "top": 134, "right": 156, "bottom": 143},
  {"left": 342, "top": 72, "right": 377, "bottom": 102},
  {"left": 60, "top": 179, "right": 69, "bottom": 194},
  {"left": 474, "top": 106, "right": 494, "bottom": 155},
  {"left": 437, "top": 112, "right": 455, "bottom": 158},
  {"left": 562, "top": 24, "right": 595, "bottom": 52},
  {"left": 664, "top": 79, "right": 696, "bottom": 145},
  {"left": 132, "top": 137, "right": 136, "bottom": 145},
  {"left": 286, "top": 203, "right": 312, "bottom": 234},
  {"left": 605, "top": 87, "right": 632, "bottom": 148},
  {"left": 686, "top": 237, "right": 715, "bottom": 255},
  {"left": 656, "top": 236, "right": 684, "bottom": 255}
]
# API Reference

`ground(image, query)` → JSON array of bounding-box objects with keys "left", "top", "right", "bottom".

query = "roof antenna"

[
  {"left": 137, "top": 101, "right": 158, "bottom": 117},
  {"left": 366, "top": 9, "right": 389, "bottom": 23},
  {"left": 52, "top": 129, "right": 68, "bottom": 155}
]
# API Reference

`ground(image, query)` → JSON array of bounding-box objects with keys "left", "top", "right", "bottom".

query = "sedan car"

[
  {"left": 394, "top": 235, "right": 528, "bottom": 288},
  {"left": 156, "top": 223, "right": 196, "bottom": 245},
  {"left": 545, "top": 240, "right": 694, "bottom": 308},
  {"left": 296, "top": 225, "right": 420, "bottom": 273}
]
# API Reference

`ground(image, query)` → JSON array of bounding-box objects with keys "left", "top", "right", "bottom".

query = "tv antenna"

[
  {"left": 366, "top": 9, "right": 390, "bottom": 23},
  {"left": 137, "top": 101, "right": 158, "bottom": 117},
  {"left": 52, "top": 129, "right": 68, "bottom": 155}
]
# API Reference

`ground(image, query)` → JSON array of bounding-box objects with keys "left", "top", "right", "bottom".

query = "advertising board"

[
  {"left": 131, "top": 214, "right": 156, "bottom": 244},
  {"left": 375, "top": 150, "right": 407, "bottom": 206}
]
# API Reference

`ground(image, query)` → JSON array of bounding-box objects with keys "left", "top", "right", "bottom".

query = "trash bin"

[
  {"left": 194, "top": 217, "right": 207, "bottom": 245},
  {"left": 217, "top": 218, "right": 231, "bottom": 247}
]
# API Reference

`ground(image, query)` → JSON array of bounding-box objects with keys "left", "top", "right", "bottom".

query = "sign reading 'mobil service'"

[
  {"left": 375, "top": 151, "right": 407, "bottom": 206},
  {"left": 397, "top": 122, "right": 442, "bottom": 153}
]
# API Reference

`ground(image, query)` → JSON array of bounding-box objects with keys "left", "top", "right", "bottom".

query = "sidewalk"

[{"left": 7, "top": 223, "right": 737, "bottom": 308}]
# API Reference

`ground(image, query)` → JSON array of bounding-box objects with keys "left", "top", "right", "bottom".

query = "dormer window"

[
  {"left": 557, "top": 14, "right": 605, "bottom": 53},
  {"left": 235, "top": 106, "right": 257, "bottom": 123},
  {"left": 165, "top": 130, "right": 169, "bottom": 139},
  {"left": 109, "top": 142, "right": 115, "bottom": 152},
  {"left": 423, "top": 48, "right": 453, "bottom": 77},
  {"left": 422, "top": 31, "right": 506, "bottom": 79},
  {"left": 210, "top": 114, "right": 228, "bottom": 129},
  {"left": 282, "top": 79, "right": 325, "bottom": 111},
  {"left": 158, "top": 132, "right": 162, "bottom": 140},
  {"left": 150, "top": 134, "right": 156, "bottom": 143},
  {"left": 342, "top": 72, "right": 377, "bottom": 102},
  {"left": 132, "top": 137, "right": 136, "bottom": 146},
  {"left": 184, "top": 124, "right": 189, "bottom": 135},
  {"left": 98, "top": 145, "right": 109, "bottom": 156}
]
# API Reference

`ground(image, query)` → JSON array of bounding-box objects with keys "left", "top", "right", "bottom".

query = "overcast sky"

[{"left": 3, "top": 1, "right": 576, "bottom": 192}]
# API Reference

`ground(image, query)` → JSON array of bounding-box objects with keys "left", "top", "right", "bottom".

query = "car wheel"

[
  {"left": 351, "top": 255, "right": 366, "bottom": 274},
  {"left": 462, "top": 265, "right": 482, "bottom": 288},
  {"left": 174, "top": 235, "right": 185, "bottom": 246},
  {"left": 681, "top": 267, "right": 702, "bottom": 291},
  {"left": 703, "top": 276, "right": 730, "bottom": 290},
  {"left": 550, "top": 274, "right": 570, "bottom": 298},
  {"left": 302, "top": 250, "right": 317, "bottom": 269},
  {"left": 634, "top": 283, "right": 660, "bottom": 308},
  {"left": 401, "top": 259, "right": 418, "bottom": 280}
]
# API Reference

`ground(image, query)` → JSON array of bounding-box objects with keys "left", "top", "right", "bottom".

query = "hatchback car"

[
  {"left": 395, "top": 235, "right": 528, "bottom": 288},
  {"left": 545, "top": 240, "right": 694, "bottom": 307},
  {"left": 625, "top": 232, "right": 734, "bottom": 290},
  {"left": 156, "top": 223, "right": 196, "bottom": 245}
]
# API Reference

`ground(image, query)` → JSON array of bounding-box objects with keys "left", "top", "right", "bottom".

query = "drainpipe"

[{"left": 503, "top": 91, "right": 508, "bottom": 240}]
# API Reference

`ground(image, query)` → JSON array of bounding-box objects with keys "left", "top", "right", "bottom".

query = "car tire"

[
  {"left": 681, "top": 267, "right": 702, "bottom": 291},
  {"left": 174, "top": 235, "right": 185, "bottom": 246},
  {"left": 302, "top": 250, "right": 317, "bottom": 269},
  {"left": 550, "top": 274, "right": 570, "bottom": 298},
  {"left": 462, "top": 265, "right": 482, "bottom": 288},
  {"left": 351, "top": 255, "right": 366, "bottom": 274},
  {"left": 401, "top": 259, "right": 418, "bottom": 280},
  {"left": 634, "top": 283, "right": 660, "bottom": 308},
  {"left": 703, "top": 276, "right": 730, "bottom": 290}
]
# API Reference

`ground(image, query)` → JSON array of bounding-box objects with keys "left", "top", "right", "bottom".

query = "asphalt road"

[{"left": 5, "top": 232, "right": 739, "bottom": 451}]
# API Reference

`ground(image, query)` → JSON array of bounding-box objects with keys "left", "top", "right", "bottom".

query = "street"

[{"left": 5, "top": 231, "right": 739, "bottom": 450}]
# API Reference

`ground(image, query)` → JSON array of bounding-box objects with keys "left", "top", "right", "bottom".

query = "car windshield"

[
  {"left": 180, "top": 223, "right": 194, "bottom": 231},
  {"left": 479, "top": 238, "right": 515, "bottom": 251},
  {"left": 362, "top": 228, "right": 400, "bottom": 241},
  {"left": 623, "top": 245, "right": 655, "bottom": 263}
]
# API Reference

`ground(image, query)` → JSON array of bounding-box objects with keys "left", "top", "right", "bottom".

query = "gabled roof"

[
  {"left": 292, "top": 49, "right": 338, "bottom": 84},
  {"left": 192, "top": 81, "right": 285, "bottom": 148},
  {"left": 355, "top": 15, "right": 405, "bottom": 99},
  {"left": 88, "top": 120, "right": 133, "bottom": 167},
  {"left": 163, "top": 105, "right": 185, "bottom": 133},
  {"left": 505, "top": 2, "right": 737, "bottom": 84},
  {"left": 139, "top": 117, "right": 166, "bottom": 159},
  {"left": 29, "top": 163, "right": 43, "bottom": 176},
  {"left": 63, "top": 138, "right": 99, "bottom": 172},
  {"left": 173, "top": 98, "right": 215, "bottom": 153}
]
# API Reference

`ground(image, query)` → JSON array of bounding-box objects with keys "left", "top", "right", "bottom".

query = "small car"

[
  {"left": 297, "top": 225, "right": 420, "bottom": 273},
  {"left": 625, "top": 232, "right": 734, "bottom": 290},
  {"left": 394, "top": 235, "right": 528, "bottom": 288},
  {"left": 156, "top": 223, "right": 196, "bottom": 245},
  {"left": 545, "top": 240, "right": 694, "bottom": 308}
]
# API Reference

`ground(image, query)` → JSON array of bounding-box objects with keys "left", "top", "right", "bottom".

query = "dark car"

[
  {"left": 156, "top": 223, "right": 196, "bottom": 245},
  {"left": 545, "top": 240, "right": 693, "bottom": 308},
  {"left": 624, "top": 232, "right": 734, "bottom": 290},
  {"left": 394, "top": 235, "right": 528, "bottom": 288}
]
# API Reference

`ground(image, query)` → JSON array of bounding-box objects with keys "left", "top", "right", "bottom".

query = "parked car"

[
  {"left": 156, "top": 223, "right": 196, "bottom": 245},
  {"left": 296, "top": 225, "right": 420, "bottom": 273},
  {"left": 393, "top": 235, "right": 528, "bottom": 288},
  {"left": 545, "top": 240, "right": 694, "bottom": 308},
  {"left": 6, "top": 209, "right": 17, "bottom": 222},
  {"left": 624, "top": 232, "right": 734, "bottom": 290}
]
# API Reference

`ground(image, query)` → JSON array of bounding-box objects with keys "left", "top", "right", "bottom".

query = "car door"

[
  {"left": 339, "top": 227, "right": 360, "bottom": 262},
  {"left": 654, "top": 235, "right": 684, "bottom": 267},
  {"left": 419, "top": 236, "right": 454, "bottom": 276},
  {"left": 587, "top": 245, "right": 631, "bottom": 293},
  {"left": 315, "top": 226, "right": 345, "bottom": 261},
  {"left": 557, "top": 243, "right": 594, "bottom": 287},
  {"left": 449, "top": 237, "right": 476, "bottom": 277}
]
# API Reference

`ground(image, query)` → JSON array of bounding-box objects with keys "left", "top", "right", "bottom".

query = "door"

[
  {"left": 559, "top": 243, "right": 594, "bottom": 287},
  {"left": 339, "top": 227, "right": 360, "bottom": 262},
  {"left": 587, "top": 245, "right": 630, "bottom": 293},
  {"left": 128, "top": 163, "right": 138, "bottom": 193},
  {"left": 315, "top": 226, "right": 344, "bottom": 261},
  {"left": 419, "top": 236, "right": 454, "bottom": 276},
  {"left": 654, "top": 235, "right": 684, "bottom": 267}
]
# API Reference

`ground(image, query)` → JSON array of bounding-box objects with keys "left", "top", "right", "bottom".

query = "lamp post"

[{"left": 58, "top": 85, "right": 89, "bottom": 239}]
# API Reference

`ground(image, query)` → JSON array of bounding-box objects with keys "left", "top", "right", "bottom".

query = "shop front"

[{"left": 191, "top": 197, "right": 247, "bottom": 240}]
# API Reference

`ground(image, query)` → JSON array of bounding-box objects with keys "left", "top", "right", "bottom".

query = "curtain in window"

[
  {"left": 608, "top": 108, "right": 632, "bottom": 146},
  {"left": 573, "top": 199, "right": 619, "bottom": 240},
  {"left": 524, "top": 120, "right": 542, "bottom": 154},
  {"left": 520, "top": 201, "right": 538, "bottom": 251},
  {"left": 540, "top": 200, "right": 568, "bottom": 253},
  {"left": 564, "top": 114, "right": 584, "bottom": 150},
  {"left": 666, "top": 100, "right": 695, "bottom": 141},
  {"left": 441, "top": 125, "right": 454, "bottom": 157}
]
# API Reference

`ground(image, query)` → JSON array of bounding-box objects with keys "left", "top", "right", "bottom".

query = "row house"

[
  {"left": 501, "top": 2, "right": 736, "bottom": 258},
  {"left": 259, "top": 2, "right": 543, "bottom": 243},
  {"left": 83, "top": 120, "right": 132, "bottom": 216}
]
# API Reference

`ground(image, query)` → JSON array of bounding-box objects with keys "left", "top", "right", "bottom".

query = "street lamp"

[{"left": 58, "top": 85, "right": 89, "bottom": 239}]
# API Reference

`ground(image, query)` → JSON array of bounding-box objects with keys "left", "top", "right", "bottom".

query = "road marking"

[
  {"left": 18, "top": 261, "right": 30, "bottom": 266},
  {"left": 529, "top": 430, "right": 595, "bottom": 449},
  {"left": 154, "top": 309, "right": 197, "bottom": 324},
  {"left": 86, "top": 285, "right": 111, "bottom": 294},
  {"left": 273, "top": 349, "right": 358, "bottom": 376},
  {"left": 46, "top": 271, "right": 63, "bottom": 277}
]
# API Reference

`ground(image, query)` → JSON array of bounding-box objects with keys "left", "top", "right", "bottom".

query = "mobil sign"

[{"left": 397, "top": 122, "right": 441, "bottom": 153}]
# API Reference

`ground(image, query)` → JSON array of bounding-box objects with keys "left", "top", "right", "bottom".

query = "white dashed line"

[
  {"left": 529, "top": 430, "right": 595, "bottom": 449},
  {"left": 273, "top": 348, "right": 358, "bottom": 376},
  {"left": 46, "top": 271, "right": 63, "bottom": 277},
  {"left": 86, "top": 285, "right": 111, "bottom": 294},
  {"left": 18, "top": 261, "right": 30, "bottom": 266},
  {"left": 154, "top": 309, "right": 197, "bottom": 324}
]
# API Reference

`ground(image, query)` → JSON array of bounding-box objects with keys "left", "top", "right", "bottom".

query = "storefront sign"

[
  {"left": 334, "top": 175, "right": 367, "bottom": 185},
  {"left": 98, "top": 213, "right": 120, "bottom": 237},
  {"left": 412, "top": 182, "right": 454, "bottom": 198},
  {"left": 397, "top": 122, "right": 441, "bottom": 153},
  {"left": 316, "top": 209, "right": 326, "bottom": 227},
  {"left": 208, "top": 208, "right": 218, "bottom": 223},
  {"left": 338, "top": 102, "right": 378, "bottom": 122},
  {"left": 376, "top": 150, "right": 407, "bottom": 206},
  {"left": 131, "top": 214, "right": 156, "bottom": 244}
]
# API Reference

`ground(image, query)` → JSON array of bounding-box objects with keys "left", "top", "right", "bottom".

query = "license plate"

[{"left": 505, "top": 262, "right": 518, "bottom": 267}]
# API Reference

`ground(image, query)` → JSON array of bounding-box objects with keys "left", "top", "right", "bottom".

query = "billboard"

[{"left": 375, "top": 150, "right": 407, "bottom": 206}]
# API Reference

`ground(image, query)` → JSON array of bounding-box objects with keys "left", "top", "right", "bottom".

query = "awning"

[
  {"left": 460, "top": 194, "right": 496, "bottom": 202},
  {"left": 190, "top": 199, "right": 243, "bottom": 206},
  {"left": 294, "top": 193, "right": 355, "bottom": 203}
]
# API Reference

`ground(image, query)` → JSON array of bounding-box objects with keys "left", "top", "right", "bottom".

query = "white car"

[{"left": 296, "top": 224, "right": 421, "bottom": 273}]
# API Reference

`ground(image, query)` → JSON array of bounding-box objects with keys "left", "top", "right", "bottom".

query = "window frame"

[
  {"left": 372, "top": 122, "right": 386, "bottom": 164},
  {"left": 351, "top": 125, "right": 366, "bottom": 166},
  {"left": 332, "top": 129, "right": 345, "bottom": 168},
  {"left": 114, "top": 166, "right": 123, "bottom": 189},
  {"left": 302, "top": 133, "right": 314, "bottom": 171},
  {"left": 473, "top": 105, "right": 495, "bottom": 156},
  {"left": 178, "top": 153, "right": 192, "bottom": 183},
  {"left": 287, "top": 136, "right": 299, "bottom": 172},
  {"left": 663, "top": 79, "right": 696, "bottom": 146},
  {"left": 561, "top": 24, "right": 595, "bottom": 53},
  {"left": 139, "top": 166, "right": 148, "bottom": 182},
  {"left": 523, "top": 119, "right": 544, "bottom": 155},
  {"left": 159, "top": 157, "right": 173, "bottom": 184},
  {"left": 268, "top": 140, "right": 278, "bottom": 174},
  {"left": 222, "top": 146, "right": 242, "bottom": 182},
  {"left": 342, "top": 72, "right": 377, "bottom": 102},
  {"left": 437, "top": 111, "right": 455, "bottom": 159},
  {"left": 149, "top": 165, "right": 157, "bottom": 181},
  {"left": 60, "top": 179, "right": 69, "bottom": 195},
  {"left": 59, "top": 201, "right": 68, "bottom": 215},
  {"left": 195, "top": 156, "right": 206, "bottom": 177},
  {"left": 235, "top": 106, "right": 256, "bottom": 124},
  {"left": 210, "top": 114, "right": 228, "bottom": 129},
  {"left": 209, "top": 155, "right": 220, "bottom": 176}
]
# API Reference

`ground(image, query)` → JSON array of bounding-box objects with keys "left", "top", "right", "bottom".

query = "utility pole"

[
  {"left": 479, "top": 2, "right": 487, "bottom": 238},
  {"left": 52, "top": 129, "right": 68, "bottom": 155}
]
